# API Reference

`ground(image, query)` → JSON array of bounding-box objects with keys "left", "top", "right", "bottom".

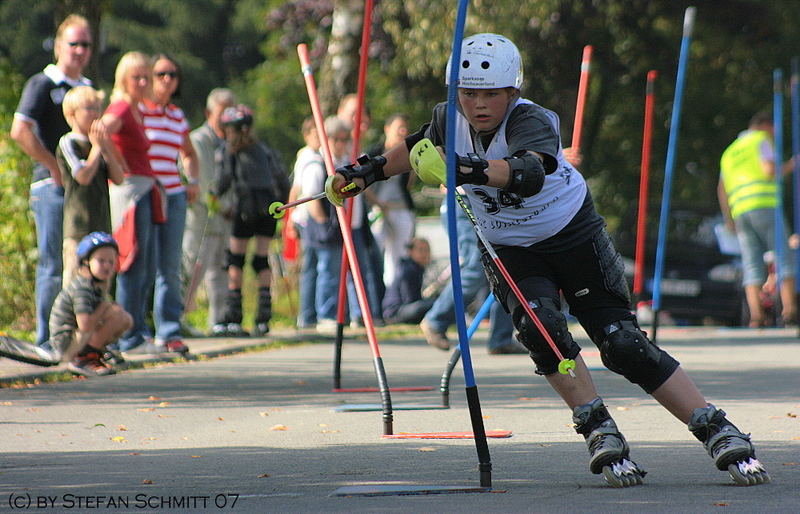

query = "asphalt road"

[{"left": 0, "top": 326, "right": 798, "bottom": 513}]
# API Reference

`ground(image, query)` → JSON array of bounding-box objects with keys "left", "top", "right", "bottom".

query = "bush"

[{"left": 0, "top": 59, "right": 37, "bottom": 330}]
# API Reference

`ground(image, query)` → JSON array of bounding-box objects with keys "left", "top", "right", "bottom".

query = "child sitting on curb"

[{"left": 49, "top": 232, "right": 132, "bottom": 376}]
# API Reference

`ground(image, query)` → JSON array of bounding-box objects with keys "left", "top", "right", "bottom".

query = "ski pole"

[
  {"left": 409, "top": 137, "right": 577, "bottom": 377},
  {"left": 652, "top": 6, "right": 696, "bottom": 343},
  {"left": 571, "top": 45, "right": 593, "bottom": 153},
  {"left": 297, "top": 42, "right": 393, "bottom": 435},
  {"left": 454, "top": 192, "right": 577, "bottom": 377},
  {"left": 267, "top": 181, "right": 354, "bottom": 219}
]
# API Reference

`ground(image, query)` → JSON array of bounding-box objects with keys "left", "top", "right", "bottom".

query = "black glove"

[
  {"left": 455, "top": 153, "right": 489, "bottom": 186},
  {"left": 336, "top": 154, "right": 388, "bottom": 194}
]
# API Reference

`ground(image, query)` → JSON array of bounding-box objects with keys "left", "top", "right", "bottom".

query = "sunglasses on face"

[
  {"left": 67, "top": 41, "right": 92, "bottom": 48},
  {"left": 154, "top": 71, "right": 178, "bottom": 79}
]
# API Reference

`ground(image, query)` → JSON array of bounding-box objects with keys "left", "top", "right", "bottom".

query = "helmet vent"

[{"left": 481, "top": 61, "right": 490, "bottom": 69}]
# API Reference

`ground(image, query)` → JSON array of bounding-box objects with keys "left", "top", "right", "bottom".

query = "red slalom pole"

[
  {"left": 571, "top": 45, "right": 593, "bottom": 151},
  {"left": 297, "top": 43, "right": 393, "bottom": 435},
  {"left": 333, "top": 0, "right": 374, "bottom": 388},
  {"left": 633, "top": 71, "right": 657, "bottom": 303}
]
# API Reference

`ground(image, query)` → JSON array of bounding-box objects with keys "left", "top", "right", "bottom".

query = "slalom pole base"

[
  {"left": 382, "top": 430, "right": 511, "bottom": 440},
  {"left": 334, "top": 403, "right": 448, "bottom": 412},
  {"left": 332, "top": 386, "right": 435, "bottom": 393},
  {"left": 331, "top": 485, "right": 495, "bottom": 497}
]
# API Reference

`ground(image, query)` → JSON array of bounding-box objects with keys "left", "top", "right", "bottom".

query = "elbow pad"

[{"left": 503, "top": 153, "right": 545, "bottom": 197}]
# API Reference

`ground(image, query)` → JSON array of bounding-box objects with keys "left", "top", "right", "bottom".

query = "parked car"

[{"left": 612, "top": 209, "right": 745, "bottom": 326}]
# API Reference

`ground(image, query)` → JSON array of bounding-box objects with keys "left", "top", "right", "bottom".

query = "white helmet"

[{"left": 446, "top": 33, "right": 523, "bottom": 90}]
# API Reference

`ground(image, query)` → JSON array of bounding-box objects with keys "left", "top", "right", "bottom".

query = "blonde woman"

[{"left": 100, "top": 51, "right": 161, "bottom": 355}]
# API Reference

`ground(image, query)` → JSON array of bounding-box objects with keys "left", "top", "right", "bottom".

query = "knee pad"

[
  {"left": 226, "top": 250, "right": 246, "bottom": 270},
  {"left": 513, "top": 297, "right": 580, "bottom": 375},
  {"left": 251, "top": 255, "right": 270, "bottom": 273},
  {"left": 599, "top": 320, "right": 679, "bottom": 393}
]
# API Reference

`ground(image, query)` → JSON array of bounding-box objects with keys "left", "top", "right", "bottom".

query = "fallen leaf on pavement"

[
  {"left": 137, "top": 408, "right": 155, "bottom": 412},
  {"left": 259, "top": 412, "right": 269, "bottom": 417},
  {"left": 191, "top": 455, "right": 202, "bottom": 458},
  {"left": 117, "top": 425, "right": 127, "bottom": 431},
  {"left": 616, "top": 407, "right": 629, "bottom": 411},
  {"left": 142, "top": 479, "right": 153, "bottom": 485},
  {"left": 418, "top": 447, "right": 437, "bottom": 452},
  {"left": 270, "top": 425, "right": 288, "bottom": 431},
  {"left": 258, "top": 474, "right": 270, "bottom": 478},
  {"left": 110, "top": 436, "right": 126, "bottom": 443},
  {"left": 158, "top": 402, "right": 170, "bottom": 408},
  {"left": 147, "top": 396, "right": 161, "bottom": 401}
]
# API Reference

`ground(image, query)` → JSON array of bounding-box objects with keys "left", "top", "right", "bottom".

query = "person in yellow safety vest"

[{"left": 718, "top": 111, "right": 796, "bottom": 328}]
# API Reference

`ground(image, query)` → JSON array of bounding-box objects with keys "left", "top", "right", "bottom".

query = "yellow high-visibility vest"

[{"left": 720, "top": 130, "right": 777, "bottom": 219}]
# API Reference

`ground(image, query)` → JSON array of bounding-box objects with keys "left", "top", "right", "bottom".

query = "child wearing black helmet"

[
  {"left": 211, "top": 104, "right": 289, "bottom": 336},
  {"left": 49, "top": 231, "right": 132, "bottom": 376}
]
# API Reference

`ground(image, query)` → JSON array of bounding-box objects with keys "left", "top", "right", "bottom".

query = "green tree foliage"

[
  {"left": 0, "top": 59, "right": 37, "bottom": 329},
  {"left": 3, "top": 0, "right": 800, "bottom": 328}
]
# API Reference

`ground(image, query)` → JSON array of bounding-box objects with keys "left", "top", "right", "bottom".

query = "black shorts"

[
  {"left": 232, "top": 211, "right": 277, "bottom": 239},
  {"left": 492, "top": 228, "right": 633, "bottom": 344}
]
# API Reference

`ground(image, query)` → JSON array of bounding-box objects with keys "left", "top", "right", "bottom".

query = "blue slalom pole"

[
  {"left": 774, "top": 69, "right": 786, "bottom": 297},
  {"left": 651, "top": 6, "right": 696, "bottom": 343},
  {"left": 791, "top": 58, "right": 800, "bottom": 294},
  {"left": 446, "top": 0, "right": 492, "bottom": 489},
  {"left": 439, "top": 295, "right": 496, "bottom": 408}
]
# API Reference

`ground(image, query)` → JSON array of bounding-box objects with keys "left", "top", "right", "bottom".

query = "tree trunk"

[{"left": 319, "top": 0, "right": 363, "bottom": 116}]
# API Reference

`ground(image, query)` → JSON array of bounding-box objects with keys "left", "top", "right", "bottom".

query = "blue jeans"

[
  {"left": 30, "top": 181, "right": 64, "bottom": 345},
  {"left": 314, "top": 244, "right": 343, "bottom": 320},
  {"left": 117, "top": 194, "right": 157, "bottom": 351},
  {"left": 346, "top": 227, "right": 383, "bottom": 321},
  {"left": 424, "top": 200, "right": 514, "bottom": 349},
  {"left": 298, "top": 229, "right": 318, "bottom": 326},
  {"left": 154, "top": 192, "right": 187, "bottom": 342}
]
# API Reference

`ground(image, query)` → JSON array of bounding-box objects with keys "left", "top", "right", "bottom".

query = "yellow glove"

[{"left": 409, "top": 138, "right": 446, "bottom": 186}]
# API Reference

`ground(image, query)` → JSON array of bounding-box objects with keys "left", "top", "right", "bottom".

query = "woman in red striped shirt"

[{"left": 139, "top": 54, "right": 199, "bottom": 355}]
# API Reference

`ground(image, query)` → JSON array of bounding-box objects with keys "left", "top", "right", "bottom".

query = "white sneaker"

[{"left": 316, "top": 318, "right": 338, "bottom": 335}]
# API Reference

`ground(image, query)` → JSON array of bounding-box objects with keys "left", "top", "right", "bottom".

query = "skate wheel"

[
  {"left": 268, "top": 201, "right": 285, "bottom": 219},
  {"left": 601, "top": 459, "right": 645, "bottom": 488},
  {"left": 728, "top": 459, "right": 770, "bottom": 486}
]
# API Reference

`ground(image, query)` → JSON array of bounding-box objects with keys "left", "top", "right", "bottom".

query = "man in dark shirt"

[{"left": 10, "top": 14, "right": 93, "bottom": 346}]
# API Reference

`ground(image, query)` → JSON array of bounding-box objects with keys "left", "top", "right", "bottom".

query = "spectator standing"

[
  {"left": 11, "top": 14, "right": 93, "bottom": 346},
  {"left": 101, "top": 51, "right": 161, "bottom": 354},
  {"left": 718, "top": 111, "right": 797, "bottom": 328},
  {"left": 49, "top": 232, "right": 132, "bottom": 377},
  {"left": 57, "top": 86, "right": 124, "bottom": 282},
  {"left": 212, "top": 105, "right": 289, "bottom": 337},
  {"left": 366, "top": 113, "right": 416, "bottom": 287},
  {"left": 325, "top": 116, "right": 383, "bottom": 329},
  {"left": 183, "top": 88, "right": 237, "bottom": 335},
  {"left": 287, "top": 118, "right": 324, "bottom": 329},
  {"left": 139, "top": 54, "right": 199, "bottom": 354}
]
